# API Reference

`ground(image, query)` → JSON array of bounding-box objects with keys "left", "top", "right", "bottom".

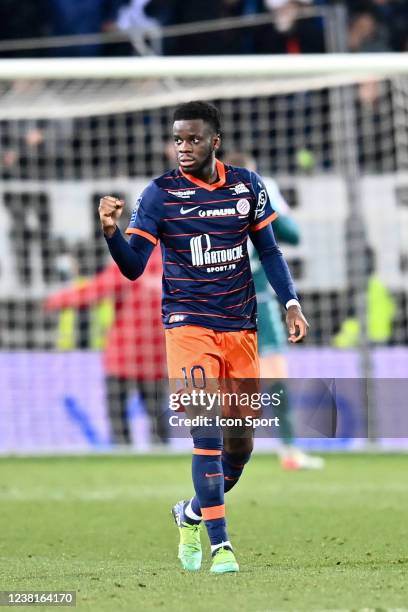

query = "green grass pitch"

[{"left": 0, "top": 453, "right": 407, "bottom": 611}]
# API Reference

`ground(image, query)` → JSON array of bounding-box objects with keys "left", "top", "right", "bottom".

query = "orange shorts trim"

[
  {"left": 201, "top": 504, "right": 225, "bottom": 520},
  {"left": 193, "top": 448, "right": 222, "bottom": 456}
]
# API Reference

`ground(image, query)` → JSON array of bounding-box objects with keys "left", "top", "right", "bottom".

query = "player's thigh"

[
  {"left": 221, "top": 370, "right": 259, "bottom": 444},
  {"left": 165, "top": 326, "right": 224, "bottom": 439},
  {"left": 165, "top": 325, "right": 221, "bottom": 392},
  {"left": 223, "top": 429, "right": 254, "bottom": 455},
  {"left": 223, "top": 329, "right": 260, "bottom": 421},
  {"left": 225, "top": 330, "right": 259, "bottom": 379}
]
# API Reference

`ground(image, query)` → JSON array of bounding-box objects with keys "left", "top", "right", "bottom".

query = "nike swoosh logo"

[
  {"left": 180, "top": 206, "right": 200, "bottom": 214},
  {"left": 205, "top": 472, "right": 223, "bottom": 478}
]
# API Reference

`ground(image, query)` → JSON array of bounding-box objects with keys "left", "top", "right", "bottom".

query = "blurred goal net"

[{"left": 1, "top": 55, "right": 407, "bottom": 452}]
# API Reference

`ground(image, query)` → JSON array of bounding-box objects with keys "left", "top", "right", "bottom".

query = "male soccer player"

[{"left": 98, "top": 101, "right": 308, "bottom": 574}]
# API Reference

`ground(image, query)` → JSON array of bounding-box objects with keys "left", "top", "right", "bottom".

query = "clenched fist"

[{"left": 99, "top": 196, "right": 125, "bottom": 237}]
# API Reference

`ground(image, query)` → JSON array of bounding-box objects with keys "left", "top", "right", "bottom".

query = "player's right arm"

[{"left": 99, "top": 184, "right": 162, "bottom": 281}]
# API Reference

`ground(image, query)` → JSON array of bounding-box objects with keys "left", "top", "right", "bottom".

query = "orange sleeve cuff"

[
  {"left": 125, "top": 227, "right": 158, "bottom": 245},
  {"left": 250, "top": 211, "right": 278, "bottom": 232}
]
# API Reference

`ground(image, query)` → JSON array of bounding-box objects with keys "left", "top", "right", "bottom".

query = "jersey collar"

[{"left": 179, "top": 159, "right": 226, "bottom": 191}]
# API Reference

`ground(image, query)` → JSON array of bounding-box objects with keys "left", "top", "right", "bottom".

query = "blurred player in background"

[
  {"left": 45, "top": 248, "right": 168, "bottom": 447},
  {"left": 224, "top": 152, "right": 324, "bottom": 470},
  {"left": 99, "top": 101, "right": 308, "bottom": 574}
]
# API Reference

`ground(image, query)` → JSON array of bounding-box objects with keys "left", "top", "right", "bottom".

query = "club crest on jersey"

[
  {"left": 230, "top": 182, "right": 250, "bottom": 195},
  {"left": 190, "top": 234, "right": 244, "bottom": 273},
  {"left": 254, "top": 189, "right": 267, "bottom": 219},
  {"left": 236, "top": 198, "right": 250, "bottom": 216},
  {"left": 168, "top": 189, "right": 196, "bottom": 199}
]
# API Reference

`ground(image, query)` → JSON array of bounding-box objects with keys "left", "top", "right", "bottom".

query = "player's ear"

[{"left": 213, "top": 134, "right": 221, "bottom": 151}]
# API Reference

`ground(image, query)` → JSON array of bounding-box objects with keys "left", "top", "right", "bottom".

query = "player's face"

[{"left": 173, "top": 119, "right": 220, "bottom": 175}]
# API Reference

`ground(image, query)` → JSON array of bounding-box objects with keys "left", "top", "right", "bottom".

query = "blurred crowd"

[
  {"left": 1, "top": 0, "right": 408, "bottom": 351},
  {"left": 0, "top": 0, "right": 408, "bottom": 58}
]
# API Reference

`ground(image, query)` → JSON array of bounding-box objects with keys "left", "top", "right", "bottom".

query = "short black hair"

[{"left": 173, "top": 101, "right": 221, "bottom": 135}]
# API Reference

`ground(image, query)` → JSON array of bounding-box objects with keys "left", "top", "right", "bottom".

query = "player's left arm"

[
  {"left": 248, "top": 170, "right": 309, "bottom": 343},
  {"left": 250, "top": 224, "right": 309, "bottom": 343}
]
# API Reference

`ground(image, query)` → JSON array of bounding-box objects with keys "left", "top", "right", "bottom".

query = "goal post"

[
  {"left": 1, "top": 54, "right": 408, "bottom": 120},
  {"left": 1, "top": 53, "right": 408, "bottom": 80}
]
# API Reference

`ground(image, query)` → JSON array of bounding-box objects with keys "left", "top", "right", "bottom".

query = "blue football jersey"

[{"left": 126, "top": 160, "right": 278, "bottom": 331}]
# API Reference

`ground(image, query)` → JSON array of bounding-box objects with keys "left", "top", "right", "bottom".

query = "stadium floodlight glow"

[{"left": 0, "top": 53, "right": 408, "bottom": 80}]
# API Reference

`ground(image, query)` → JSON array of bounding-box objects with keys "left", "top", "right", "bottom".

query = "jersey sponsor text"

[
  {"left": 198, "top": 207, "right": 236, "bottom": 217},
  {"left": 190, "top": 234, "right": 244, "bottom": 269}
]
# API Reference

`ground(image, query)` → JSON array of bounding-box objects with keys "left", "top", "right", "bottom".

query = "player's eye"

[{"left": 192, "top": 138, "right": 201, "bottom": 144}]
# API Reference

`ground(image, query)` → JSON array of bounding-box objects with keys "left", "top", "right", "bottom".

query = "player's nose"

[{"left": 179, "top": 140, "right": 193, "bottom": 152}]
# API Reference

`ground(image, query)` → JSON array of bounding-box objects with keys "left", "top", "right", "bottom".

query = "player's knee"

[
  {"left": 192, "top": 436, "right": 223, "bottom": 452},
  {"left": 224, "top": 436, "right": 253, "bottom": 456},
  {"left": 191, "top": 422, "right": 223, "bottom": 449}
]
